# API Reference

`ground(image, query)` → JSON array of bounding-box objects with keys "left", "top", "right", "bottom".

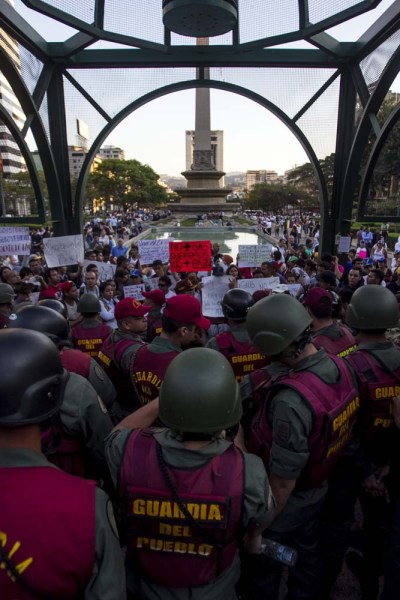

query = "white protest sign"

[
  {"left": 237, "top": 244, "right": 273, "bottom": 268},
  {"left": 287, "top": 283, "right": 302, "bottom": 297},
  {"left": 238, "top": 277, "right": 280, "bottom": 292},
  {"left": 138, "top": 239, "right": 172, "bottom": 265},
  {"left": 0, "top": 227, "right": 30, "bottom": 255},
  {"left": 83, "top": 260, "right": 116, "bottom": 282},
  {"left": 123, "top": 284, "right": 145, "bottom": 300},
  {"left": 201, "top": 275, "right": 230, "bottom": 317},
  {"left": 145, "top": 277, "right": 159, "bottom": 290},
  {"left": 338, "top": 236, "right": 351, "bottom": 253},
  {"left": 43, "top": 235, "right": 84, "bottom": 267}
]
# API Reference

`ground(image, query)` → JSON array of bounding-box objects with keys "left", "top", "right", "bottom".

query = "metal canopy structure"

[{"left": 1, "top": 0, "right": 400, "bottom": 252}]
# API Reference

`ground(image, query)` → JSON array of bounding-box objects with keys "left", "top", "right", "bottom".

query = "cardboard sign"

[
  {"left": 123, "top": 284, "right": 145, "bottom": 300},
  {"left": 43, "top": 235, "right": 84, "bottom": 267},
  {"left": 237, "top": 244, "right": 273, "bottom": 268},
  {"left": 238, "top": 277, "right": 280, "bottom": 292},
  {"left": 83, "top": 260, "right": 116, "bottom": 282},
  {"left": 201, "top": 275, "right": 230, "bottom": 317},
  {"left": 0, "top": 227, "right": 30, "bottom": 255},
  {"left": 138, "top": 238, "right": 172, "bottom": 265},
  {"left": 169, "top": 240, "right": 212, "bottom": 272}
]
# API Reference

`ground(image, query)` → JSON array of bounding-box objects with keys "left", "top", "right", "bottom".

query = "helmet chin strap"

[{"left": 281, "top": 327, "right": 312, "bottom": 359}]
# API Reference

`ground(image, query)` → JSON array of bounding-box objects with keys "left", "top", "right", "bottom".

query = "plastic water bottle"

[{"left": 261, "top": 538, "right": 297, "bottom": 566}]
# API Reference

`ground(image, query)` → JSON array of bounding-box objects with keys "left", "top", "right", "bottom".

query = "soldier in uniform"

[
  {"left": 106, "top": 348, "right": 274, "bottom": 600},
  {"left": 0, "top": 283, "right": 14, "bottom": 328},
  {"left": 303, "top": 287, "right": 357, "bottom": 357},
  {"left": 131, "top": 295, "right": 210, "bottom": 407},
  {"left": 0, "top": 328, "right": 126, "bottom": 600},
  {"left": 10, "top": 303, "right": 117, "bottom": 418},
  {"left": 142, "top": 288, "right": 165, "bottom": 342},
  {"left": 98, "top": 297, "right": 148, "bottom": 416},
  {"left": 344, "top": 286, "right": 400, "bottom": 599},
  {"left": 9, "top": 305, "right": 114, "bottom": 482},
  {"left": 71, "top": 293, "right": 112, "bottom": 357},
  {"left": 242, "top": 294, "right": 360, "bottom": 600},
  {"left": 207, "top": 289, "right": 268, "bottom": 381}
]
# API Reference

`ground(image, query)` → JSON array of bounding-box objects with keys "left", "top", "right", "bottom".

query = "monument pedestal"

[{"left": 173, "top": 168, "right": 239, "bottom": 211}]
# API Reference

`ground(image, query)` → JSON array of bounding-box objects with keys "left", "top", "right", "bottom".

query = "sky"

[{"left": 14, "top": 0, "right": 400, "bottom": 177}]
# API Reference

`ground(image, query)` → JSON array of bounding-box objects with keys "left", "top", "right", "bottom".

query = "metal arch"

[
  {"left": 0, "top": 46, "right": 66, "bottom": 227},
  {"left": 340, "top": 44, "right": 400, "bottom": 219},
  {"left": 358, "top": 102, "right": 400, "bottom": 220},
  {"left": 74, "top": 79, "right": 329, "bottom": 229},
  {"left": 0, "top": 104, "right": 45, "bottom": 223}
]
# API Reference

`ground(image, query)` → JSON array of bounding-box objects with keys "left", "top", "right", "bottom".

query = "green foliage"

[
  {"left": 246, "top": 182, "right": 312, "bottom": 212},
  {"left": 87, "top": 159, "right": 169, "bottom": 210}
]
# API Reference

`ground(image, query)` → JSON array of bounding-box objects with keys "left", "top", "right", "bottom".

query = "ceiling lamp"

[{"left": 162, "top": 0, "right": 238, "bottom": 37}]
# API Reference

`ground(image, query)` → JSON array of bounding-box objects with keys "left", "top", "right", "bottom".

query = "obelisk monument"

[{"left": 175, "top": 38, "right": 232, "bottom": 210}]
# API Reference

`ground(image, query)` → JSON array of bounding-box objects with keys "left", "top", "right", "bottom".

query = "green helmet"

[
  {"left": 159, "top": 348, "right": 242, "bottom": 434},
  {"left": 246, "top": 294, "right": 312, "bottom": 356},
  {"left": 77, "top": 293, "right": 100, "bottom": 314},
  {"left": 346, "top": 285, "right": 399, "bottom": 330}
]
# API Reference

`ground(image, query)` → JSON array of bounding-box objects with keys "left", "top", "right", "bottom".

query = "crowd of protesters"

[{"left": 1, "top": 210, "right": 400, "bottom": 600}]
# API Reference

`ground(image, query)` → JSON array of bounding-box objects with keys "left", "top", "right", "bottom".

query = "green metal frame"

[{"left": 0, "top": 0, "right": 399, "bottom": 252}]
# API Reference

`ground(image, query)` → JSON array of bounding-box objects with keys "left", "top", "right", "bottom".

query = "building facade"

[
  {"left": 99, "top": 145, "right": 125, "bottom": 160},
  {"left": 246, "top": 169, "right": 279, "bottom": 190}
]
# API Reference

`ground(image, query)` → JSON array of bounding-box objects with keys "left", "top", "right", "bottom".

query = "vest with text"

[
  {"left": 0, "top": 466, "right": 95, "bottom": 599},
  {"left": 119, "top": 430, "right": 244, "bottom": 587},
  {"left": 215, "top": 331, "right": 268, "bottom": 381},
  {"left": 248, "top": 355, "right": 359, "bottom": 488}
]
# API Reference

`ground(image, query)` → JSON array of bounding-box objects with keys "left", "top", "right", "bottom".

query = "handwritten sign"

[
  {"left": 138, "top": 238, "right": 172, "bottom": 265},
  {"left": 238, "top": 277, "right": 280, "bottom": 293},
  {"left": 238, "top": 244, "right": 273, "bottom": 268},
  {"left": 338, "top": 236, "right": 351, "bottom": 253},
  {"left": 83, "top": 260, "right": 116, "bottom": 282},
  {"left": 0, "top": 227, "right": 30, "bottom": 255},
  {"left": 169, "top": 240, "right": 212, "bottom": 272},
  {"left": 123, "top": 284, "right": 145, "bottom": 300},
  {"left": 43, "top": 235, "right": 84, "bottom": 268},
  {"left": 201, "top": 275, "right": 230, "bottom": 317}
]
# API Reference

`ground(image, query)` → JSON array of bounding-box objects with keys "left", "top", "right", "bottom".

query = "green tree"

[
  {"left": 246, "top": 183, "right": 310, "bottom": 212},
  {"left": 87, "top": 159, "right": 168, "bottom": 211}
]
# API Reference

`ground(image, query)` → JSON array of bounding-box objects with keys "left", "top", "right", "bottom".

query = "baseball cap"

[
  {"left": 0, "top": 283, "right": 14, "bottom": 304},
  {"left": 141, "top": 289, "right": 165, "bottom": 306},
  {"left": 132, "top": 269, "right": 141, "bottom": 277},
  {"left": 288, "top": 256, "right": 298, "bottom": 263},
  {"left": 58, "top": 281, "right": 75, "bottom": 294},
  {"left": 163, "top": 295, "right": 210, "bottom": 330},
  {"left": 364, "top": 258, "right": 374, "bottom": 266},
  {"left": 304, "top": 287, "right": 332, "bottom": 312},
  {"left": 28, "top": 254, "right": 41, "bottom": 263},
  {"left": 252, "top": 290, "right": 270, "bottom": 303},
  {"left": 115, "top": 297, "right": 149, "bottom": 320}
]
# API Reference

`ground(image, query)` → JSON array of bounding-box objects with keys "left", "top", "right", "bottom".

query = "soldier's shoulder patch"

[{"left": 275, "top": 419, "right": 291, "bottom": 444}]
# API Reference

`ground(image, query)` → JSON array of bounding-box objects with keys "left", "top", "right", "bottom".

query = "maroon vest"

[
  {"left": 119, "top": 430, "right": 244, "bottom": 587},
  {"left": 61, "top": 347, "right": 91, "bottom": 379},
  {"left": 1, "top": 466, "right": 95, "bottom": 599},
  {"left": 71, "top": 322, "right": 110, "bottom": 357},
  {"left": 41, "top": 423, "right": 86, "bottom": 478},
  {"left": 248, "top": 355, "right": 360, "bottom": 488},
  {"left": 312, "top": 323, "right": 357, "bottom": 358},
  {"left": 146, "top": 314, "right": 163, "bottom": 342},
  {"left": 98, "top": 333, "right": 146, "bottom": 411},
  {"left": 131, "top": 345, "right": 180, "bottom": 405},
  {"left": 346, "top": 350, "right": 400, "bottom": 440},
  {"left": 215, "top": 331, "right": 268, "bottom": 381}
]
